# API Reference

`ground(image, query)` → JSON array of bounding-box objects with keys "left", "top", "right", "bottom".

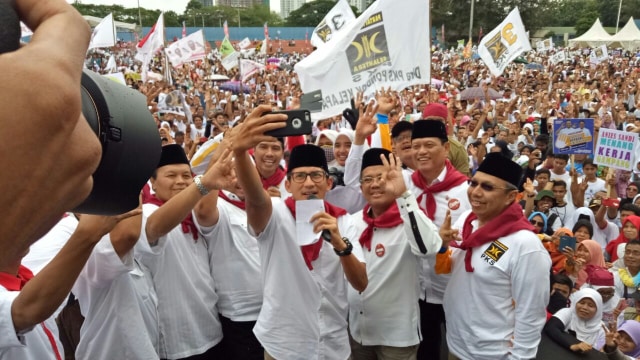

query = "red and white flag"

[
  {"left": 223, "top": 20, "right": 229, "bottom": 39},
  {"left": 136, "top": 13, "right": 165, "bottom": 61},
  {"left": 182, "top": 21, "right": 186, "bottom": 38}
]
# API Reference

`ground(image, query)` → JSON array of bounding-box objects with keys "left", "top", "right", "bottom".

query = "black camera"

[
  {"left": 1, "top": 4, "right": 161, "bottom": 215},
  {"left": 328, "top": 167, "right": 345, "bottom": 189}
]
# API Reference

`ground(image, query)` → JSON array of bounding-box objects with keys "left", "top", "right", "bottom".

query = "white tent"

[
  {"left": 568, "top": 18, "right": 613, "bottom": 47},
  {"left": 83, "top": 15, "right": 139, "bottom": 34},
  {"left": 609, "top": 17, "right": 640, "bottom": 50}
]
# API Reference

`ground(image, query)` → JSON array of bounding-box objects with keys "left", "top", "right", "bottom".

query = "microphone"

[{"left": 308, "top": 195, "right": 333, "bottom": 242}]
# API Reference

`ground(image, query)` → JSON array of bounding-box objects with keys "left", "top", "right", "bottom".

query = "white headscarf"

[{"left": 554, "top": 288, "right": 605, "bottom": 346}]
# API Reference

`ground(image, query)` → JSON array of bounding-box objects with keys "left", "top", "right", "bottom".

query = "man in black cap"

[
  {"left": 404, "top": 119, "right": 471, "bottom": 360},
  {"left": 437, "top": 153, "right": 551, "bottom": 360},
  {"left": 232, "top": 105, "right": 367, "bottom": 360},
  {"left": 348, "top": 148, "right": 442, "bottom": 359},
  {"left": 137, "top": 143, "right": 233, "bottom": 359}
]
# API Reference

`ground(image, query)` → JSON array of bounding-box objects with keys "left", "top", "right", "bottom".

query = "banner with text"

[
  {"left": 552, "top": 118, "right": 594, "bottom": 155},
  {"left": 477, "top": 8, "right": 531, "bottom": 76},
  {"left": 594, "top": 128, "right": 637, "bottom": 170},
  {"left": 295, "top": 0, "right": 430, "bottom": 118}
]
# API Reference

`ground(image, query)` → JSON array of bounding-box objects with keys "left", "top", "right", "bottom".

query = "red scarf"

[
  {"left": 219, "top": 191, "right": 246, "bottom": 210},
  {"left": 411, "top": 160, "right": 467, "bottom": 220},
  {"left": 453, "top": 201, "right": 534, "bottom": 272},
  {"left": 0, "top": 266, "right": 62, "bottom": 360},
  {"left": 359, "top": 203, "right": 403, "bottom": 251},
  {"left": 260, "top": 166, "right": 286, "bottom": 190},
  {"left": 144, "top": 194, "right": 199, "bottom": 241},
  {"left": 284, "top": 196, "right": 347, "bottom": 270}
]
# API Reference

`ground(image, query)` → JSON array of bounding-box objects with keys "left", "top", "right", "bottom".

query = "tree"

[
  {"left": 285, "top": 0, "right": 359, "bottom": 27},
  {"left": 186, "top": 0, "right": 203, "bottom": 12}
]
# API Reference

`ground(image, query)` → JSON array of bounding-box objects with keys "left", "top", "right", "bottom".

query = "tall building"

[
  {"left": 280, "top": 0, "right": 305, "bottom": 19},
  {"left": 216, "top": 0, "right": 262, "bottom": 6},
  {"left": 348, "top": 0, "right": 367, "bottom": 12},
  {"left": 200, "top": 0, "right": 214, "bottom": 6}
]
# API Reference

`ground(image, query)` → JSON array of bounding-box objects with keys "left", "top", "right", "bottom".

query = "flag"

[
  {"left": 219, "top": 37, "right": 239, "bottom": 70},
  {"left": 223, "top": 20, "right": 229, "bottom": 39},
  {"left": 463, "top": 39, "right": 472, "bottom": 59},
  {"left": 182, "top": 21, "right": 186, "bottom": 38},
  {"left": 264, "top": 22, "right": 269, "bottom": 40},
  {"left": 163, "top": 52, "right": 173, "bottom": 84},
  {"left": 191, "top": 137, "right": 222, "bottom": 175},
  {"left": 295, "top": 0, "right": 430, "bottom": 119},
  {"left": 135, "top": 13, "right": 165, "bottom": 81},
  {"left": 549, "top": 51, "right": 566, "bottom": 65},
  {"left": 457, "top": 39, "right": 465, "bottom": 49},
  {"left": 477, "top": 26, "right": 483, "bottom": 43},
  {"left": 477, "top": 7, "right": 531, "bottom": 76},
  {"left": 305, "top": 30, "right": 309, "bottom": 44},
  {"left": 219, "top": 37, "right": 235, "bottom": 57},
  {"left": 259, "top": 38, "right": 267, "bottom": 55},
  {"left": 441, "top": 24, "right": 445, "bottom": 45},
  {"left": 310, "top": 0, "right": 356, "bottom": 48},
  {"left": 536, "top": 37, "right": 553, "bottom": 52},
  {"left": 104, "top": 55, "right": 117, "bottom": 73},
  {"left": 238, "top": 37, "right": 251, "bottom": 49},
  {"left": 165, "top": 29, "right": 206, "bottom": 67},
  {"left": 88, "top": 13, "right": 116, "bottom": 50},
  {"left": 240, "top": 59, "right": 266, "bottom": 82}
]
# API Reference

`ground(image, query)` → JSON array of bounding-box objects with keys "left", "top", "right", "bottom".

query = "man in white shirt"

[
  {"left": 438, "top": 153, "right": 551, "bottom": 360},
  {"left": 253, "top": 138, "right": 289, "bottom": 198},
  {"left": 136, "top": 144, "right": 226, "bottom": 359},
  {"left": 348, "top": 148, "right": 443, "bottom": 359},
  {"left": 232, "top": 105, "right": 368, "bottom": 360}
]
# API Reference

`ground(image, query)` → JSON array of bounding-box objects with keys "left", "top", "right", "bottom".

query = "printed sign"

[{"left": 552, "top": 118, "right": 594, "bottom": 154}]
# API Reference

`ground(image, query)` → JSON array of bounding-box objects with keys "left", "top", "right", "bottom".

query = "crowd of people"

[{"left": 8, "top": 0, "right": 640, "bottom": 359}]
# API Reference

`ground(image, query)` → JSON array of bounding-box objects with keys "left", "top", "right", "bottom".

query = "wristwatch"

[
  {"left": 334, "top": 238, "right": 353, "bottom": 256},
  {"left": 193, "top": 175, "right": 210, "bottom": 196}
]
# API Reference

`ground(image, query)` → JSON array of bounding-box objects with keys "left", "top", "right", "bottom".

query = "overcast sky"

[{"left": 68, "top": 0, "right": 191, "bottom": 13}]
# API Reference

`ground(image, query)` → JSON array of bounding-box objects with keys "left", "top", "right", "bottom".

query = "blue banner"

[{"left": 552, "top": 118, "right": 594, "bottom": 155}]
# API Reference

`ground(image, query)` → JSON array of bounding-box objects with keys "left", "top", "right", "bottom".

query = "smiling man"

[
  {"left": 438, "top": 153, "right": 551, "bottom": 359},
  {"left": 232, "top": 105, "right": 368, "bottom": 360},
  {"left": 253, "top": 138, "right": 288, "bottom": 198}
]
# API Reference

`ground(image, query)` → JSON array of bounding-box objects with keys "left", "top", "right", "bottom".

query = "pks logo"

[
  {"left": 483, "top": 22, "right": 517, "bottom": 68},
  {"left": 346, "top": 12, "right": 390, "bottom": 75},
  {"left": 480, "top": 240, "right": 509, "bottom": 265}
]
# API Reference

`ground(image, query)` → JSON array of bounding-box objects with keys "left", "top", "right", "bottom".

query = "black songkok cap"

[
  {"left": 157, "top": 144, "right": 190, "bottom": 169},
  {"left": 361, "top": 148, "right": 392, "bottom": 173},
  {"left": 288, "top": 144, "right": 328, "bottom": 173},
  {"left": 476, "top": 153, "right": 522, "bottom": 188},
  {"left": 411, "top": 120, "right": 448, "bottom": 142}
]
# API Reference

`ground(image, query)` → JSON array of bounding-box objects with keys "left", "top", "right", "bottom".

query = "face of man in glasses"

[
  {"left": 285, "top": 166, "right": 333, "bottom": 201},
  {"left": 467, "top": 171, "right": 518, "bottom": 226},
  {"left": 360, "top": 165, "right": 394, "bottom": 213}
]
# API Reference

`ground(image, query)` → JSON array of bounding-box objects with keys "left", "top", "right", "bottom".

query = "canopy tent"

[
  {"left": 82, "top": 15, "right": 140, "bottom": 34},
  {"left": 568, "top": 18, "right": 613, "bottom": 47},
  {"left": 609, "top": 17, "right": 640, "bottom": 50}
]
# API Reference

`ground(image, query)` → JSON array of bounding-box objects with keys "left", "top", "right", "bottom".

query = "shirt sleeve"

[
  {"left": 343, "top": 144, "right": 366, "bottom": 188},
  {"left": 0, "top": 291, "right": 27, "bottom": 349},
  {"left": 510, "top": 244, "right": 552, "bottom": 359},
  {"left": 135, "top": 204, "right": 168, "bottom": 256},
  {"left": 79, "top": 236, "right": 134, "bottom": 288},
  {"left": 396, "top": 190, "right": 443, "bottom": 256}
]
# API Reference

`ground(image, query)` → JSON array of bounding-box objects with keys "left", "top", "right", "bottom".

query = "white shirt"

[
  {"left": 404, "top": 166, "right": 471, "bottom": 303},
  {"left": 22, "top": 215, "right": 78, "bottom": 274},
  {"left": 0, "top": 289, "right": 64, "bottom": 359},
  {"left": 581, "top": 177, "right": 606, "bottom": 207},
  {"left": 136, "top": 204, "right": 222, "bottom": 359},
  {"left": 73, "top": 236, "right": 159, "bottom": 360},
  {"left": 201, "top": 195, "right": 263, "bottom": 321},
  {"left": 444, "top": 210, "right": 551, "bottom": 360},
  {"left": 250, "top": 198, "right": 365, "bottom": 360}
]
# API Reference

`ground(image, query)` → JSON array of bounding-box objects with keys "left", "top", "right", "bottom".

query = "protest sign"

[
  {"left": 594, "top": 128, "right": 637, "bottom": 170},
  {"left": 552, "top": 118, "right": 594, "bottom": 154},
  {"left": 295, "top": 0, "right": 430, "bottom": 118},
  {"left": 477, "top": 8, "right": 531, "bottom": 76}
]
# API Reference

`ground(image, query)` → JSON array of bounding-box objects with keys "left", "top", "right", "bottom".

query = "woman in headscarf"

[
  {"left": 606, "top": 216, "right": 640, "bottom": 263},
  {"left": 489, "top": 139, "right": 514, "bottom": 160},
  {"left": 603, "top": 320, "right": 640, "bottom": 359},
  {"left": 314, "top": 129, "right": 339, "bottom": 164},
  {"left": 573, "top": 219, "right": 594, "bottom": 243},
  {"left": 566, "top": 207, "right": 620, "bottom": 249},
  {"left": 528, "top": 211, "right": 548, "bottom": 235},
  {"left": 544, "top": 288, "right": 606, "bottom": 353},
  {"left": 563, "top": 239, "right": 607, "bottom": 289},
  {"left": 618, "top": 180, "right": 639, "bottom": 209}
]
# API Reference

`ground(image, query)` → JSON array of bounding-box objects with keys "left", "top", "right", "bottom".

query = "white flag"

[
  {"left": 310, "top": 0, "right": 356, "bottom": 48},
  {"left": 477, "top": 8, "right": 531, "bottom": 76},
  {"left": 165, "top": 30, "right": 206, "bottom": 68},
  {"left": 135, "top": 13, "right": 165, "bottom": 62},
  {"left": 88, "top": 13, "right": 116, "bottom": 50},
  {"left": 535, "top": 37, "right": 553, "bottom": 52},
  {"left": 550, "top": 51, "right": 566, "bottom": 65},
  {"left": 259, "top": 38, "right": 267, "bottom": 55},
  {"left": 295, "top": 0, "right": 430, "bottom": 118},
  {"left": 240, "top": 59, "right": 265, "bottom": 82},
  {"left": 104, "top": 54, "right": 117, "bottom": 73},
  {"left": 238, "top": 37, "right": 252, "bottom": 49}
]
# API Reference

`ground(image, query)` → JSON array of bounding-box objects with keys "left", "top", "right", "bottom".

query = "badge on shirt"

[
  {"left": 448, "top": 198, "right": 460, "bottom": 211},
  {"left": 480, "top": 240, "right": 508, "bottom": 265},
  {"left": 375, "top": 243, "right": 385, "bottom": 257}
]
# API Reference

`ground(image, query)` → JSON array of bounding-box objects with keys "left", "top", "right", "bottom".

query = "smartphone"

[
  {"left": 559, "top": 236, "right": 577, "bottom": 251},
  {"left": 602, "top": 198, "right": 620, "bottom": 208},
  {"left": 264, "top": 109, "right": 312, "bottom": 137}
]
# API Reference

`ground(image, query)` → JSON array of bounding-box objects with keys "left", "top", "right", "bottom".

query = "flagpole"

[
  {"left": 468, "top": 0, "right": 475, "bottom": 41},
  {"left": 238, "top": 56, "right": 243, "bottom": 95}
]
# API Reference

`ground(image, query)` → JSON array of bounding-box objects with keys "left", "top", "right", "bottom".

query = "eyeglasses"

[
  {"left": 289, "top": 171, "right": 326, "bottom": 183},
  {"left": 360, "top": 174, "right": 384, "bottom": 185},
  {"left": 530, "top": 220, "right": 545, "bottom": 227},
  {"left": 467, "top": 179, "right": 513, "bottom": 192}
]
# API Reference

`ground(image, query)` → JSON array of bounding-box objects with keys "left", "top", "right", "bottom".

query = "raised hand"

[
  {"left": 380, "top": 152, "right": 406, "bottom": 198},
  {"left": 376, "top": 87, "right": 397, "bottom": 115},
  {"left": 354, "top": 100, "right": 379, "bottom": 144},
  {"left": 202, "top": 146, "right": 234, "bottom": 192},
  {"left": 231, "top": 105, "right": 287, "bottom": 152},
  {"left": 439, "top": 210, "right": 460, "bottom": 247}
]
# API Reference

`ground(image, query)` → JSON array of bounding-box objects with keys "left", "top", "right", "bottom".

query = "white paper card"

[{"left": 295, "top": 199, "right": 325, "bottom": 246}]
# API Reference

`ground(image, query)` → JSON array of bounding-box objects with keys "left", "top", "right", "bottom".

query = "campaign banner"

[
  {"left": 549, "top": 51, "right": 566, "bottom": 65},
  {"left": 552, "top": 118, "right": 594, "bottom": 154},
  {"left": 590, "top": 44, "right": 608, "bottom": 64},
  {"left": 238, "top": 37, "right": 252, "bottom": 49},
  {"left": 295, "top": 0, "right": 430, "bottom": 118},
  {"left": 310, "top": 0, "right": 356, "bottom": 48},
  {"left": 477, "top": 7, "right": 531, "bottom": 76},
  {"left": 594, "top": 128, "right": 637, "bottom": 170},
  {"left": 165, "top": 30, "right": 206, "bottom": 68},
  {"left": 536, "top": 37, "right": 553, "bottom": 52}
]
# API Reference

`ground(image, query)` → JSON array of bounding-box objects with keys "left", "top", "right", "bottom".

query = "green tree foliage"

[{"left": 285, "top": 0, "right": 359, "bottom": 27}]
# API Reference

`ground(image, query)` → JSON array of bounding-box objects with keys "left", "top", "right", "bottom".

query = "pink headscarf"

[{"left": 576, "top": 239, "right": 606, "bottom": 288}]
